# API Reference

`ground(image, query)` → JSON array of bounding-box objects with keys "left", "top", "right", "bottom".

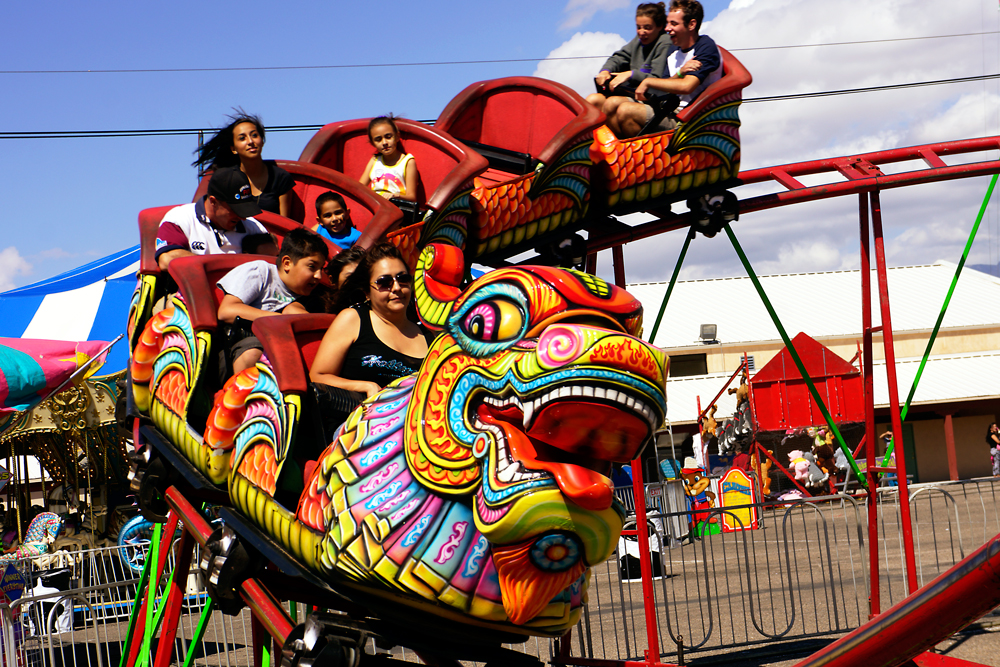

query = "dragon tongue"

[
  {"left": 492, "top": 539, "right": 586, "bottom": 626},
  {"left": 482, "top": 411, "right": 614, "bottom": 511}
]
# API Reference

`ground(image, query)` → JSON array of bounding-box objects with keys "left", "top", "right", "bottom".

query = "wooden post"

[{"left": 943, "top": 413, "right": 958, "bottom": 481}]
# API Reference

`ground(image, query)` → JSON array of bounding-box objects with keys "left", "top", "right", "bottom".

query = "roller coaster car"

[
  {"left": 127, "top": 162, "right": 401, "bottom": 356},
  {"left": 299, "top": 118, "right": 489, "bottom": 267},
  {"left": 432, "top": 76, "right": 606, "bottom": 263},
  {"left": 130, "top": 242, "right": 669, "bottom": 643},
  {"left": 589, "top": 47, "right": 751, "bottom": 233}
]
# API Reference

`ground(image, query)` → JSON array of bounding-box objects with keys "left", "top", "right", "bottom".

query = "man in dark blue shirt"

[{"left": 608, "top": 0, "right": 722, "bottom": 138}]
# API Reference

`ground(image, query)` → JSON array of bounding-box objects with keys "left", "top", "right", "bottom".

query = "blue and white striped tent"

[{"left": 0, "top": 246, "right": 139, "bottom": 374}]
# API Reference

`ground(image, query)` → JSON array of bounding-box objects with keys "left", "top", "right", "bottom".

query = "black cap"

[{"left": 207, "top": 167, "right": 262, "bottom": 219}]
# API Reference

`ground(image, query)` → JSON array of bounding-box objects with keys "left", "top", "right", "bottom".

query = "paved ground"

[
  {"left": 562, "top": 477, "right": 1000, "bottom": 666},
  {"left": 16, "top": 478, "right": 1000, "bottom": 666}
]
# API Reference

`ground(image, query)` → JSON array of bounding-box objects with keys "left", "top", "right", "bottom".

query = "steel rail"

[{"left": 586, "top": 136, "right": 1000, "bottom": 253}]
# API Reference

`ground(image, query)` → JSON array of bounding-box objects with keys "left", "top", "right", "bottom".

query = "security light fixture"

[{"left": 699, "top": 324, "right": 718, "bottom": 344}]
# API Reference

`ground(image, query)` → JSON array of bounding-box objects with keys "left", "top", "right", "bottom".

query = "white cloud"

[
  {"left": 534, "top": 31, "right": 627, "bottom": 97},
  {"left": 0, "top": 247, "right": 32, "bottom": 292},
  {"left": 33, "top": 247, "right": 74, "bottom": 260},
  {"left": 559, "top": 0, "right": 631, "bottom": 30}
]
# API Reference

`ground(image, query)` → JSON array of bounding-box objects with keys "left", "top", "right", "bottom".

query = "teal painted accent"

[{"left": 0, "top": 343, "right": 47, "bottom": 410}]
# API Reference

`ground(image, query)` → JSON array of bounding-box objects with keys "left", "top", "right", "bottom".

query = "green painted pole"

[
  {"left": 649, "top": 227, "right": 696, "bottom": 343},
  {"left": 882, "top": 173, "right": 998, "bottom": 467},
  {"left": 182, "top": 598, "right": 216, "bottom": 667},
  {"left": 137, "top": 524, "right": 162, "bottom": 667},
  {"left": 119, "top": 532, "right": 155, "bottom": 667},
  {"left": 725, "top": 225, "right": 866, "bottom": 487}
]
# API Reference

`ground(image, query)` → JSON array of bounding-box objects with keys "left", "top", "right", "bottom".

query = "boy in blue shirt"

[{"left": 313, "top": 191, "right": 362, "bottom": 248}]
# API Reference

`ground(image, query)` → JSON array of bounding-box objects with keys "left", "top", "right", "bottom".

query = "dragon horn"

[{"left": 414, "top": 244, "right": 465, "bottom": 330}]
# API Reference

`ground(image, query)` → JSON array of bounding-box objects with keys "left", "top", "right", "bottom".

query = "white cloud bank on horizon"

[
  {"left": 0, "top": 247, "right": 32, "bottom": 292},
  {"left": 536, "top": 0, "right": 1000, "bottom": 284}
]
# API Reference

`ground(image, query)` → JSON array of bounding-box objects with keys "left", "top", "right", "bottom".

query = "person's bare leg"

[
  {"left": 601, "top": 96, "right": 628, "bottom": 120},
  {"left": 233, "top": 348, "right": 262, "bottom": 375},
  {"left": 586, "top": 93, "right": 608, "bottom": 111},
  {"left": 614, "top": 101, "right": 652, "bottom": 138}
]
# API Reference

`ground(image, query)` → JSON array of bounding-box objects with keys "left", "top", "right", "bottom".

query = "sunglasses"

[{"left": 372, "top": 272, "right": 413, "bottom": 292}]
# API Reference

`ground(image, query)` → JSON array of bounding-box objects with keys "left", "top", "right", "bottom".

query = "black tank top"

[{"left": 341, "top": 303, "right": 429, "bottom": 387}]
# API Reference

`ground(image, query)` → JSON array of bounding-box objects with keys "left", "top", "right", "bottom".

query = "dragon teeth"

[
  {"left": 522, "top": 401, "right": 535, "bottom": 430},
  {"left": 582, "top": 386, "right": 594, "bottom": 398}
]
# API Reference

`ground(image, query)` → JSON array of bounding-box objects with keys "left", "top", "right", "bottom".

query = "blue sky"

[{"left": 2, "top": 0, "right": 999, "bottom": 290}]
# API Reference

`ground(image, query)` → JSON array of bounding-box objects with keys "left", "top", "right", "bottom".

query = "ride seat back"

[
  {"left": 436, "top": 76, "right": 605, "bottom": 167},
  {"left": 138, "top": 205, "right": 179, "bottom": 276},
  {"left": 168, "top": 254, "right": 273, "bottom": 334},
  {"left": 252, "top": 314, "right": 335, "bottom": 395},
  {"left": 299, "top": 118, "right": 487, "bottom": 212},
  {"left": 274, "top": 160, "right": 403, "bottom": 241},
  {"left": 191, "top": 164, "right": 403, "bottom": 251}
]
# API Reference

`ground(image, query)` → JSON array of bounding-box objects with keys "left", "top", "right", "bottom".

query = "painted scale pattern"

[
  {"left": 420, "top": 180, "right": 479, "bottom": 250},
  {"left": 292, "top": 375, "right": 591, "bottom": 632},
  {"left": 131, "top": 299, "right": 220, "bottom": 482},
  {"left": 469, "top": 135, "right": 593, "bottom": 257},
  {"left": 591, "top": 92, "right": 744, "bottom": 208}
]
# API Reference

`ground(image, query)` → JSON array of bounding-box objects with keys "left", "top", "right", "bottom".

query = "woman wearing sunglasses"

[{"left": 309, "top": 242, "right": 431, "bottom": 435}]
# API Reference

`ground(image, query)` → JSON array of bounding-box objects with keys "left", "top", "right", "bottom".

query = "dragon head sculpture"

[{"left": 296, "top": 244, "right": 667, "bottom": 636}]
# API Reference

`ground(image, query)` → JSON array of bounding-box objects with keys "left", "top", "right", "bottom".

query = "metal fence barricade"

[
  {"left": 0, "top": 537, "right": 258, "bottom": 667},
  {"left": 568, "top": 477, "right": 1000, "bottom": 663}
]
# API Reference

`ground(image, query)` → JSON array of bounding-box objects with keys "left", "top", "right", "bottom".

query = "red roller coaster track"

[{"left": 587, "top": 135, "right": 1000, "bottom": 253}]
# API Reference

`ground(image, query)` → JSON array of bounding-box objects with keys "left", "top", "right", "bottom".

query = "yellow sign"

[{"left": 719, "top": 468, "right": 760, "bottom": 532}]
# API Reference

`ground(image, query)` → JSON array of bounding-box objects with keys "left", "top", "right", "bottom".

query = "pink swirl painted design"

[{"left": 537, "top": 324, "right": 584, "bottom": 368}]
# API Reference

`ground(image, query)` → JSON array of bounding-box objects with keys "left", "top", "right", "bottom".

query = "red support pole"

[
  {"left": 153, "top": 529, "right": 197, "bottom": 667},
  {"left": 240, "top": 578, "right": 296, "bottom": 646},
  {"left": 629, "top": 457, "right": 661, "bottom": 664},
  {"left": 586, "top": 252, "right": 598, "bottom": 275},
  {"left": 870, "top": 190, "right": 919, "bottom": 594},
  {"left": 860, "top": 192, "right": 880, "bottom": 618},
  {"left": 251, "top": 614, "right": 268, "bottom": 667}
]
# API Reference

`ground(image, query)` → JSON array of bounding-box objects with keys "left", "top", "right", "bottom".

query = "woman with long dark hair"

[{"left": 193, "top": 111, "right": 295, "bottom": 218}]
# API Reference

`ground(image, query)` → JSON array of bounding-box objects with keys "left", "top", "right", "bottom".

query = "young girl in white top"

[{"left": 359, "top": 116, "right": 419, "bottom": 203}]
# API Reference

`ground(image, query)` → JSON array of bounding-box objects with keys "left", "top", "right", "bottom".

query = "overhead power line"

[
  {"left": 1, "top": 31, "right": 996, "bottom": 75},
  {"left": 744, "top": 73, "right": 1000, "bottom": 103},
  {"left": 1, "top": 73, "right": 997, "bottom": 140}
]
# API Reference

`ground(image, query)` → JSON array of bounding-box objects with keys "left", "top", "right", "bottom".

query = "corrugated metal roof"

[
  {"left": 630, "top": 262, "right": 1000, "bottom": 349},
  {"left": 663, "top": 351, "right": 1000, "bottom": 426}
]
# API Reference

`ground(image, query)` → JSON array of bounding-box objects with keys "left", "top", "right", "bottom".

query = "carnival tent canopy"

[{"left": 0, "top": 246, "right": 138, "bottom": 375}]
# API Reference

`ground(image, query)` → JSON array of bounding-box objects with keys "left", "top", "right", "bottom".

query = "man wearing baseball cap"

[{"left": 155, "top": 167, "right": 274, "bottom": 271}]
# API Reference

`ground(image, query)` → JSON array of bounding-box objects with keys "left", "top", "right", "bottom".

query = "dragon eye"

[{"left": 462, "top": 299, "right": 523, "bottom": 341}]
